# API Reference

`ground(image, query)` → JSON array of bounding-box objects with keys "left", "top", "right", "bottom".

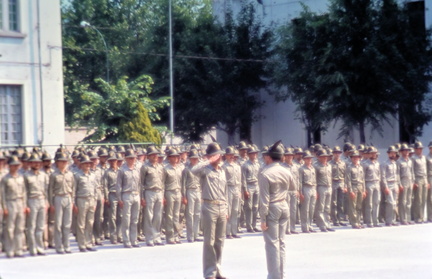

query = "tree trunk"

[
  {"left": 239, "top": 118, "right": 252, "bottom": 143},
  {"left": 313, "top": 127, "right": 321, "bottom": 144},
  {"left": 226, "top": 126, "right": 237, "bottom": 146},
  {"left": 359, "top": 120, "right": 366, "bottom": 144}
]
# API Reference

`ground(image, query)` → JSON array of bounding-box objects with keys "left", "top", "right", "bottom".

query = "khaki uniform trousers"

[
  {"left": 286, "top": 191, "right": 298, "bottom": 233},
  {"left": 0, "top": 207, "right": 3, "bottom": 252},
  {"left": 144, "top": 189, "right": 163, "bottom": 245},
  {"left": 27, "top": 197, "right": 46, "bottom": 255},
  {"left": 244, "top": 184, "right": 259, "bottom": 231},
  {"left": 54, "top": 195, "right": 73, "bottom": 252},
  {"left": 364, "top": 181, "right": 381, "bottom": 226},
  {"left": 384, "top": 182, "right": 398, "bottom": 224},
  {"left": 263, "top": 201, "right": 288, "bottom": 279},
  {"left": 121, "top": 192, "right": 140, "bottom": 246},
  {"left": 108, "top": 192, "right": 122, "bottom": 243},
  {"left": 398, "top": 177, "right": 413, "bottom": 223},
  {"left": 300, "top": 186, "right": 316, "bottom": 232},
  {"left": 5, "top": 199, "right": 25, "bottom": 257},
  {"left": 331, "top": 180, "right": 345, "bottom": 224},
  {"left": 76, "top": 197, "right": 96, "bottom": 250},
  {"left": 164, "top": 189, "right": 181, "bottom": 243},
  {"left": 316, "top": 186, "right": 332, "bottom": 230},
  {"left": 93, "top": 189, "right": 104, "bottom": 243},
  {"left": 413, "top": 176, "right": 427, "bottom": 222},
  {"left": 226, "top": 187, "right": 239, "bottom": 237},
  {"left": 348, "top": 189, "right": 363, "bottom": 227},
  {"left": 202, "top": 201, "right": 227, "bottom": 279},
  {"left": 186, "top": 189, "right": 201, "bottom": 241}
]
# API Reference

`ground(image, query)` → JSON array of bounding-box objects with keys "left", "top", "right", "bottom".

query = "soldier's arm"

[
  {"left": 181, "top": 168, "right": 188, "bottom": 197},
  {"left": 345, "top": 168, "right": 352, "bottom": 192},
  {"left": 190, "top": 160, "right": 208, "bottom": 177},
  {"left": 299, "top": 168, "right": 304, "bottom": 194},
  {"left": 1, "top": 177, "right": 6, "bottom": 211},
  {"left": 380, "top": 164, "right": 388, "bottom": 190},
  {"left": 116, "top": 170, "right": 123, "bottom": 202},
  {"left": 258, "top": 172, "right": 270, "bottom": 225},
  {"left": 48, "top": 173, "right": 55, "bottom": 206},
  {"left": 241, "top": 165, "right": 247, "bottom": 193}
]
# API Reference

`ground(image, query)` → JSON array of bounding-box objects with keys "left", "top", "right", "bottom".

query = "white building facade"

[
  {"left": 212, "top": 0, "right": 432, "bottom": 148},
  {"left": 0, "top": 0, "right": 64, "bottom": 149}
]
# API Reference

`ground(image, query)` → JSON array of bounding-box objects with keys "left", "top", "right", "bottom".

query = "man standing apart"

[
  {"left": 363, "top": 147, "right": 381, "bottom": 227},
  {"left": 299, "top": 151, "right": 317, "bottom": 233},
  {"left": 346, "top": 151, "right": 366, "bottom": 229},
  {"left": 381, "top": 146, "right": 399, "bottom": 226},
  {"left": 192, "top": 142, "right": 228, "bottom": 279},
  {"left": 314, "top": 149, "right": 334, "bottom": 232},
  {"left": 259, "top": 141, "right": 293, "bottom": 279}
]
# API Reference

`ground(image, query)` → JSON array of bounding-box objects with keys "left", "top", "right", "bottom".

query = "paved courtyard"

[{"left": 0, "top": 223, "right": 431, "bottom": 279}]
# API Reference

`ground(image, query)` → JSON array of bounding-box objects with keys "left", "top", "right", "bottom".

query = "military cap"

[
  {"left": 188, "top": 149, "right": 199, "bottom": 159},
  {"left": 316, "top": 149, "right": 327, "bottom": 157},
  {"left": 21, "top": 151, "right": 31, "bottom": 162},
  {"left": 98, "top": 148, "right": 109, "bottom": 157},
  {"left": 238, "top": 141, "right": 249, "bottom": 150},
  {"left": 117, "top": 153, "right": 124, "bottom": 161},
  {"left": 357, "top": 144, "right": 365, "bottom": 152},
  {"left": 125, "top": 149, "right": 137, "bottom": 158},
  {"left": 303, "top": 150, "right": 313, "bottom": 159},
  {"left": 234, "top": 150, "right": 240, "bottom": 158},
  {"left": 247, "top": 145, "right": 259, "bottom": 154},
  {"left": 117, "top": 146, "right": 126, "bottom": 153},
  {"left": 28, "top": 153, "right": 42, "bottom": 162},
  {"left": 387, "top": 145, "right": 398, "bottom": 153},
  {"left": 313, "top": 144, "right": 323, "bottom": 153},
  {"left": 87, "top": 150, "right": 98, "bottom": 159},
  {"left": 284, "top": 147, "right": 294, "bottom": 155},
  {"left": 41, "top": 152, "right": 52, "bottom": 161},
  {"left": 414, "top": 141, "right": 423, "bottom": 149},
  {"left": 400, "top": 143, "right": 410, "bottom": 151},
  {"left": 55, "top": 152, "right": 69, "bottom": 162},
  {"left": 268, "top": 140, "right": 284, "bottom": 160},
  {"left": 294, "top": 147, "right": 304, "bottom": 155},
  {"left": 107, "top": 151, "right": 118, "bottom": 161},
  {"left": 80, "top": 154, "right": 92, "bottom": 164},
  {"left": 71, "top": 150, "right": 80, "bottom": 158},
  {"left": 332, "top": 146, "right": 343, "bottom": 153},
  {"left": 428, "top": 141, "right": 432, "bottom": 148},
  {"left": 167, "top": 148, "right": 180, "bottom": 157},
  {"left": 147, "top": 146, "right": 160, "bottom": 155},
  {"left": 164, "top": 146, "right": 173, "bottom": 153},
  {"left": 325, "top": 147, "right": 333, "bottom": 157},
  {"left": 8, "top": 155, "right": 21, "bottom": 166},
  {"left": 225, "top": 146, "right": 236, "bottom": 155},
  {"left": 350, "top": 151, "right": 362, "bottom": 158},
  {"left": 206, "top": 142, "right": 224, "bottom": 156},
  {"left": 136, "top": 148, "right": 146, "bottom": 156},
  {"left": 190, "top": 144, "right": 199, "bottom": 151},
  {"left": 343, "top": 142, "right": 353, "bottom": 152},
  {"left": 394, "top": 143, "right": 401, "bottom": 151},
  {"left": 368, "top": 146, "right": 378, "bottom": 154}
]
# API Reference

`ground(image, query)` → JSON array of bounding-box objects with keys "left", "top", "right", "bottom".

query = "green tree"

[{"left": 76, "top": 75, "right": 169, "bottom": 142}]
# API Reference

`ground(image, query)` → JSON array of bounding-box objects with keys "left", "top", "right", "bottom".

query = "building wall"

[
  {"left": 213, "top": 0, "right": 431, "bottom": 148},
  {"left": 0, "top": 0, "right": 64, "bottom": 152}
]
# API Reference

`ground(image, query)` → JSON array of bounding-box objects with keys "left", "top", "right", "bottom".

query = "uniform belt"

[
  {"left": 332, "top": 179, "right": 342, "bottom": 182},
  {"left": 317, "top": 184, "right": 331, "bottom": 187},
  {"left": 123, "top": 191, "right": 139, "bottom": 195},
  {"left": 165, "top": 189, "right": 180, "bottom": 192},
  {"left": 270, "top": 199, "right": 285, "bottom": 203},
  {"left": 29, "top": 195, "right": 43, "bottom": 199},
  {"left": 203, "top": 199, "right": 225, "bottom": 205},
  {"left": 146, "top": 188, "right": 162, "bottom": 192},
  {"left": 55, "top": 193, "right": 70, "bottom": 197}
]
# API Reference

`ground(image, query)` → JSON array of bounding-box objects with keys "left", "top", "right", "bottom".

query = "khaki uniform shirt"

[
  {"left": 411, "top": 154, "right": 427, "bottom": 178},
  {"left": 24, "top": 170, "right": 49, "bottom": 200},
  {"left": 191, "top": 161, "right": 227, "bottom": 202},
  {"left": 329, "top": 159, "right": 346, "bottom": 183},
  {"left": 69, "top": 164, "right": 80, "bottom": 174},
  {"left": 299, "top": 165, "right": 316, "bottom": 192},
  {"left": 426, "top": 154, "right": 432, "bottom": 177},
  {"left": 163, "top": 164, "right": 182, "bottom": 191},
  {"left": 1, "top": 173, "right": 26, "bottom": 209},
  {"left": 380, "top": 159, "right": 397, "bottom": 189},
  {"left": 48, "top": 169, "right": 75, "bottom": 205},
  {"left": 181, "top": 164, "right": 200, "bottom": 196},
  {"left": 282, "top": 162, "right": 299, "bottom": 191},
  {"left": 223, "top": 161, "right": 241, "bottom": 188},
  {"left": 92, "top": 166, "right": 105, "bottom": 197},
  {"left": 74, "top": 170, "right": 96, "bottom": 199},
  {"left": 258, "top": 162, "right": 293, "bottom": 223},
  {"left": 314, "top": 161, "right": 332, "bottom": 187},
  {"left": 103, "top": 167, "right": 119, "bottom": 200},
  {"left": 345, "top": 164, "right": 365, "bottom": 192},
  {"left": 397, "top": 157, "right": 414, "bottom": 185},
  {"left": 241, "top": 160, "right": 260, "bottom": 191},
  {"left": 116, "top": 164, "right": 140, "bottom": 200},
  {"left": 140, "top": 162, "right": 164, "bottom": 192},
  {"left": 363, "top": 160, "right": 380, "bottom": 182}
]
